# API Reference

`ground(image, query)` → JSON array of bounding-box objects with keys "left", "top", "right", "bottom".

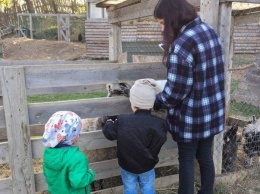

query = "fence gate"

[{"left": 57, "top": 14, "right": 70, "bottom": 42}]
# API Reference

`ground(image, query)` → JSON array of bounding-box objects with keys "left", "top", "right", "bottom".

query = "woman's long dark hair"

[{"left": 154, "top": 0, "right": 197, "bottom": 59}]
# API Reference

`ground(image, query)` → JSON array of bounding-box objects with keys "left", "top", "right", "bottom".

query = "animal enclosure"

[
  {"left": 0, "top": 0, "right": 259, "bottom": 193},
  {"left": 0, "top": 62, "right": 182, "bottom": 193},
  {"left": 0, "top": 62, "right": 258, "bottom": 194}
]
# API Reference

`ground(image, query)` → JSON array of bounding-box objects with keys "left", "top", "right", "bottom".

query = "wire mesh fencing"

[{"left": 17, "top": 14, "right": 85, "bottom": 42}]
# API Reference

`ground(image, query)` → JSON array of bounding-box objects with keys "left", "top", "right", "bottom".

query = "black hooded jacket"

[{"left": 102, "top": 109, "right": 168, "bottom": 174}]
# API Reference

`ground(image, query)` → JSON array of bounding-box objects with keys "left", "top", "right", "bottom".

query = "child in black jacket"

[{"left": 102, "top": 78, "right": 168, "bottom": 194}]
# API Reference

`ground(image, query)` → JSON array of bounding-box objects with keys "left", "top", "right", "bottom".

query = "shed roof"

[{"left": 93, "top": 0, "right": 260, "bottom": 23}]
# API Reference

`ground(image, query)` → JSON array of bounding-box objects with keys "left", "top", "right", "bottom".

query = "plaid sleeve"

[{"left": 157, "top": 54, "right": 193, "bottom": 108}]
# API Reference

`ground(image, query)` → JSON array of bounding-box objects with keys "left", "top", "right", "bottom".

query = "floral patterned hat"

[{"left": 42, "top": 111, "right": 82, "bottom": 148}]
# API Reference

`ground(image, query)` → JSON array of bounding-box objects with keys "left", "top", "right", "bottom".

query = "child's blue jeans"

[{"left": 121, "top": 168, "right": 155, "bottom": 194}]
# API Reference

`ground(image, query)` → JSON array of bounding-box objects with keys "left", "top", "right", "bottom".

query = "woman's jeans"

[
  {"left": 121, "top": 168, "right": 155, "bottom": 194},
  {"left": 177, "top": 136, "right": 215, "bottom": 194}
]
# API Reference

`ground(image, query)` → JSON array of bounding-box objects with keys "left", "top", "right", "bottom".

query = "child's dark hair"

[{"left": 154, "top": 0, "right": 197, "bottom": 63}]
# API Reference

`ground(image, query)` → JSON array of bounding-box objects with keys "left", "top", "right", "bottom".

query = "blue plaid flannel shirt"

[{"left": 156, "top": 17, "right": 225, "bottom": 142}]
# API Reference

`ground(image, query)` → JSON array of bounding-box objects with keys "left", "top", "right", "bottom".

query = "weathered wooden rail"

[{"left": 0, "top": 62, "right": 183, "bottom": 194}]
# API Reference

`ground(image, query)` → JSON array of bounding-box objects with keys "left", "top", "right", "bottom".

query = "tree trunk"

[
  {"left": 50, "top": 0, "right": 58, "bottom": 13},
  {"left": 24, "top": 0, "right": 35, "bottom": 13},
  {"left": 12, "top": 0, "right": 19, "bottom": 24}
]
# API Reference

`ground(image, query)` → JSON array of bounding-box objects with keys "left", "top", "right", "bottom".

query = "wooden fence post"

[
  {"left": 0, "top": 67, "right": 36, "bottom": 193},
  {"left": 200, "top": 0, "right": 227, "bottom": 175},
  {"left": 109, "top": 23, "right": 122, "bottom": 62},
  {"left": 214, "top": 1, "right": 233, "bottom": 176},
  {"left": 200, "top": 0, "right": 219, "bottom": 29},
  {"left": 29, "top": 14, "right": 33, "bottom": 39}
]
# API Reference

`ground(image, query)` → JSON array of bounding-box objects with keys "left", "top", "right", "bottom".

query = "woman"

[{"left": 153, "top": 0, "right": 225, "bottom": 194}]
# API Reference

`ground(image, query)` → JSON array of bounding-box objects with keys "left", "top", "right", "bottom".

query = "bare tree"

[
  {"left": 24, "top": 0, "right": 35, "bottom": 13},
  {"left": 40, "top": 0, "right": 49, "bottom": 13},
  {"left": 49, "top": 0, "right": 58, "bottom": 13}
]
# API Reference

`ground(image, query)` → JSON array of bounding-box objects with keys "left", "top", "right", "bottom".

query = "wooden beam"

[
  {"left": 1, "top": 131, "right": 177, "bottom": 164},
  {"left": 200, "top": 0, "right": 220, "bottom": 30},
  {"left": 232, "top": 6, "right": 260, "bottom": 16},
  {"left": 91, "top": 174, "right": 179, "bottom": 194},
  {"left": 27, "top": 97, "right": 132, "bottom": 126},
  {"left": 107, "top": 0, "right": 200, "bottom": 23},
  {"left": 0, "top": 62, "right": 165, "bottom": 95},
  {"left": 234, "top": 12, "right": 260, "bottom": 25},
  {"left": 29, "top": 14, "right": 33, "bottom": 39},
  {"left": 0, "top": 178, "right": 12, "bottom": 194},
  {"left": 17, "top": 13, "right": 86, "bottom": 17},
  {"left": 23, "top": 62, "right": 165, "bottom": 94},
  {"left": 0, "top": 67, "right": 36, "bottom": 193},
  {"left": 220, "top": 0, "right": 260, "bottom": 3},
  {"left": 2, "top": 167, "right": 179, "bottom": 193},
  {"left": 109, "top": 23, "right": 121, "bottom": 61},
  {"left": 108, "top": 0, "right": 140, "bottom": 10},
  {"left": 34, "top": 168, "right": 179, "bottom": 192},
  {"left": 214, "top": 1, "right": 233, "bottom": 175}
]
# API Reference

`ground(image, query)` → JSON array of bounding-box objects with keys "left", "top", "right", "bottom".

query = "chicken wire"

[{"left": 17, "top": 14, "right": 85, "bottom": 42}]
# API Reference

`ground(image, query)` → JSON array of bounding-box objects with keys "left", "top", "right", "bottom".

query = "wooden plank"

[
  {"left": 0, "top": 178, "right": 12, "bottom": 194},
  {"left": 100, "top": 0, "right": 140, "bottom": 9},
  {"left": 33, "top": 130, "right": 176, "bottom": 159},
  {"left": 1, "top": 130, "right": 176, "bottom": 163},
  {"left": 0, "top": 60, "right": 107, "bottom": 66},
  {"left": 90, "top": 149, "right": 178, "bottom": 182},
  {"left": 29, "top": 14, "right": 33, "bottom": 39},
  {"left": 17, "top": 13, "right": 86, "bottom": 17},
  {"left": 235, "top": 47, "right": 259, "bottom": 50},
  {"left": 220, "top": 0, "right": 260, "bottom": 3},
  {"left": 0, "top": 128, "right": 7, "bottom": 142},
  {"left": 0, "top": 67, "right": 36, "bottom": 193},
  {"left": 109, "top": 24, "right": 121, "bottom": 61},
  {"left": 234, "top": 12, "right": 260, "bottom": 26},
  {"left": 86, "top": 19, "right": 109, "bottom": 23},
  {"left": 0, "top": 124, "right": 45, "bottom": 142},
  {"left": 27, "top": 97, "right": 131, "bottom": 126},
  {"left": 215, "top": 1, "right": 233, "bottom": 175},
  {"left": 32, "top": 147, "right": 178, "bottom": 192},
  {"left": 200, "top": 0, "right": 220, "bottom": 30},
  {"left": 234, "top": 37, "right": 259, "bottom": 40},
  {"left": 107, "top": 0, "right": 200, "bottom": 23},
  {"left": 235, "top": 50, "right": 259, "bottom": 54},
  {"left": 234, "top": 33, "right": 258, "bottom": 37},
  {"left": 0, "top": 142, "right": 8, "bottom": 164},
  {"left": 91, "top": 174, "right": 179, "bottom": 194},
  {"left": 23, "top": 62, "right": 165, "bottom": 95},
  {"left": 0, "top": 107, "right": 5, "bottom": 129}
]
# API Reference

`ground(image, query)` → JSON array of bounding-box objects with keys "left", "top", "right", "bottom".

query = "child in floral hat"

[{"left": 42, "top": 111, "right": 95, "bottom": 194}]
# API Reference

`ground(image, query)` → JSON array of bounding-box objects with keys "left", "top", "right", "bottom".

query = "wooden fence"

[{"left": 0, "top": 62, "right": 185, "bottom": 193}]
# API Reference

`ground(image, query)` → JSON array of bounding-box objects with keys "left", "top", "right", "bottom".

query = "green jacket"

[{"left": 43, "top": 146, "right": 95, "bottom": 194}]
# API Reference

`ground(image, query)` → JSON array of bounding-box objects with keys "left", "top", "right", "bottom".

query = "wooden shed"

[{"left": 85, "top": 1, "right": 259, "bottom": 60}]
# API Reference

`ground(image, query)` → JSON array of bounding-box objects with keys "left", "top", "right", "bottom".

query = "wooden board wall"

[
  {"left": 233, "top": 23, "right": 260, "bottom": 54},
  {"left": 85, "top": 20, "right": 259, "bottom": 59}
]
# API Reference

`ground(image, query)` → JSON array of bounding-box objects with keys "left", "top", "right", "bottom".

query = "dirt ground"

[{"left": 2, "top": 37, "right": 87, "bottom": 61}]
